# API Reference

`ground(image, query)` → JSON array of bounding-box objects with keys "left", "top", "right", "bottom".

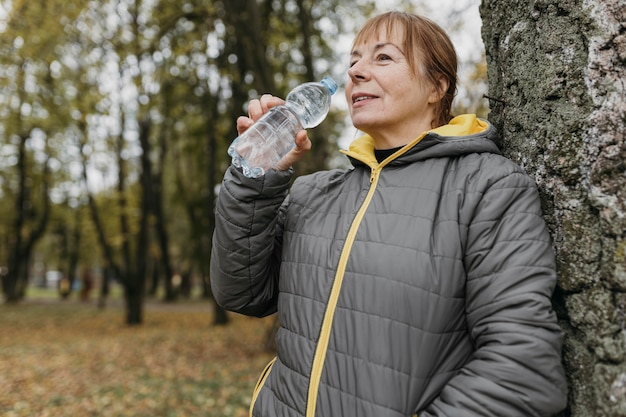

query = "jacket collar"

[{"left": 341, "top": 114, "right": 501, "bottom": 168}]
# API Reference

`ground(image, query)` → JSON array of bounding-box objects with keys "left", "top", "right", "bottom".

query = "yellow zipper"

[
  {"left": 306, "top": 167, "right": 382, "bottom": 417},
  {"left": 249, "top": 356, "right": 277, "bottom": 417},
  {"left": 249, "top": 132, "right": 430, "bottom": 416}
]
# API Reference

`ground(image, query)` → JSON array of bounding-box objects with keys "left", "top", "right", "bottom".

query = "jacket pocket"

[{"left": 249, "top": 356, "right": 277, "bottom": 417}]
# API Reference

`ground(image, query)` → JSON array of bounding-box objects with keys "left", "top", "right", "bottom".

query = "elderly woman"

[{"left": 210, "top": 11, "right": 567, "bottom": 417}]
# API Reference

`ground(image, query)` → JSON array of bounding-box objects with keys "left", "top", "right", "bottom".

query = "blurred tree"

[
  {"left": 0, "top": 0, "right": 88, "bottom": 302},
  {"left": 453, "top": 51, "right": 489, "bottom": 119},
  {"left": 160, "top": 0, "right": 353, "bottom": 324},
  {"left": 0, "top": 0, "right": 487, "bottom": 329},
  {"left": 56, "top": 200, "right": 83, "bottom": 298},
  {"left": 71, "top": 0, "right": 180, "bottom": 323}
]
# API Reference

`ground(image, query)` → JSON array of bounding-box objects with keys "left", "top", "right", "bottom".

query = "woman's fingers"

[
  {"left": 273, "top": 130, "right": 311, "bottom": 171},
  {"left": 236, "top": 94, "right": 310, "bottom": 173},
  {"left": 248, "top": 94, "right": 284, "bottom": 121},
  {"left": 236, "top": 116, "right": 254, "bottom": 135},
  {"left": 237, "top": 95, "right": 285, "bottom": 135}
]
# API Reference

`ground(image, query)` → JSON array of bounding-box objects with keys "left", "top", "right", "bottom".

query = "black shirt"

[{"left": 374, "top": 146, "right": 403, "bottom": 163}]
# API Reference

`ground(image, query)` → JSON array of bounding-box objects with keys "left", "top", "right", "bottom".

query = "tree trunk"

[
  {"left": 180, "top": 269, "right": 192, "bottom": 299},
  {"left": 3, "top": 128, "right": 51, "bottom": 303},
  {"left": 130, "top": 118, "right": 152, "bottom": 324},
  {"left": 204, "top": 90, "right": 229, "bottom": 326},
  {"left": 98, "top": 264, "right": 112, "bottom": 310},
  {"left": 293, "top": 0, "right": 331, "bottom": 176},
  {"left": 148, "top": 257, "right": 160, "bottom": 297},
  {"left": 223, "top": 0, "right": 275, "bottom": 94},
  {"left": 3, "top": 253, "right": 26, "bottom": 303},
  {"left": 153, "top": 103, "right": 175, "bottom": 302},
  {"left": 125, "top": 280, "right": 144, "bottom": 325},
  {"left": 81, "top": 136, "right": 122, "bottom": 297},
  {"left": 481, "top": 1, "right": 626, "bottom": 416},
  {"left": 66, "top": 207, "right": 81, "bottom": 298},
  {"left": 4, "top": 133, "right": 29, "bottom": 303}
]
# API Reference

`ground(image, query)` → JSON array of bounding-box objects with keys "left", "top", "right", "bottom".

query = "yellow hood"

[{"left": 341, "top": 114, "right": 491, "bottom": 167}]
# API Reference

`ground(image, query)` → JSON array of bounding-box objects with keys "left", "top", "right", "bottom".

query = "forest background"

[
  {"left": 0, "top": 0, "right": 497, "bottom": 416},
  {"left": 0, "top": 0, "right": 487, "bottom": 319}
]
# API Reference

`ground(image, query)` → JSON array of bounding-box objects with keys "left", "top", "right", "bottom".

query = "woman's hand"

[
  {"left": 272, "top": 129, "right": 311, "bottom": 171},
  {"left": 236, "top": 94, "right": 312, "bottom": 172}
]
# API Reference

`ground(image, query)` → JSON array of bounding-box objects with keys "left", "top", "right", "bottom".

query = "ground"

[{"left": 0, "top": 290, "right": 275, "bottom": 417}]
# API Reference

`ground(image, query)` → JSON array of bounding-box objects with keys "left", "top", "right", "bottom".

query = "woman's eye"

[{"left": 377, "top": 54, "right": 392, "bottom": 61}]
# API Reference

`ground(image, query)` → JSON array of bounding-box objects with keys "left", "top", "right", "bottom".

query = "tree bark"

[
  {"left": 481, "top": 1, "right": 626, "bottom": 415},
  {"left": 4, "top": 133, "right": 29, "bottom": 303},
  {"left": 204, "top": 90, "right": 229, "bottom": 326},
  {"left": 293, "top": 0, "right": 331, "bottom": 176},
  {"left": 153, "top": 85, "right": 175, "bottom": 302},
  {"left": 129, "top": 118, "right": 152, "bottom": 325},
  {"left": 223, "top": 0, "right": 275, "bottom": 94},
  {"left": 4, "top": 132, "right": 51, "bottom": 303},
  {"left": 80, "top": 134, "right": 122, "bottom": 291}
]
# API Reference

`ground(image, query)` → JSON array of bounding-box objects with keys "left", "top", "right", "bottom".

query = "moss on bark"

[{"left": 481, "top": 0, "right": 626, "bottom": 415}]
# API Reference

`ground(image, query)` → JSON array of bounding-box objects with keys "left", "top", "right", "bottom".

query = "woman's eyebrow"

[
  {"left": 374, "top": 42, "right": 404, "bottom": 54},
  {"left": 374, "top": 42, "right": 392, "bottom": 50},
  {"left": 351, "top": 42, "right": 403, "bottom": 56}
]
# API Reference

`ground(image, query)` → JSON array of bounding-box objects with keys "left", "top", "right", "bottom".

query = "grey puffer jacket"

[{"left": 210, "top": 115, "right": 567, "bottom": 417}]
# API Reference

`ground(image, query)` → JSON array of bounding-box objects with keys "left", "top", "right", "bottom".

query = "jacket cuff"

[{"left": 225, "top": 165, "right": 293, "bottom": 200}]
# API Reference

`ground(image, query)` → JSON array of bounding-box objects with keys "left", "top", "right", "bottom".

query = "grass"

[{"left": 0, "top": 290, "right": 276, "bottom": 417}]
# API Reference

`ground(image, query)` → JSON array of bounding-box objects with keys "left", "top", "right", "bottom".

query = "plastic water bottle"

[{"left": 228, "top": 77, "right": 338, "bottom": 178}]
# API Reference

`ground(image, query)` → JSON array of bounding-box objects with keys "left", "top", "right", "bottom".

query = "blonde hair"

[{"left": 352, "top": 11, "right": 458, "bottom": 128}]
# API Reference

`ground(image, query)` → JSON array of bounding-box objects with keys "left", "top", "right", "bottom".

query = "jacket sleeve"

[
  {"left": 421, "top": 169, "right": 568, "bottom": 417},
  {"left": 209, "top": 166, "right": 292, "bottom": 317}
]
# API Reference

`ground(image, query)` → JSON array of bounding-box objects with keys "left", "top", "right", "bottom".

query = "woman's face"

[{"left": 345, "top": 28, "right": 439, "bottom": 148}]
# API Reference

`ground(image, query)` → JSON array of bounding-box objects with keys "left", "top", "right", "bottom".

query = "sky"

[{"left": 377, "top": 0, "right": 484, "bottom": 57}]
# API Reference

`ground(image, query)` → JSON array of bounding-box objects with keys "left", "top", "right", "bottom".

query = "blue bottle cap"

[{"left": 320, "top": 77, "right": 338, "bottom": 95}]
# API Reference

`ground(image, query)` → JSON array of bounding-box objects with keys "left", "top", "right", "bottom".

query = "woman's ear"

[{"left": 428, "top": 75, "right": 449, "bottom": 104}]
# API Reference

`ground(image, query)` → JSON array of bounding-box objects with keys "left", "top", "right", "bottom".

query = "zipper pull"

[{"left": 370, "top": 167, "right": 378, "bottom": 184}]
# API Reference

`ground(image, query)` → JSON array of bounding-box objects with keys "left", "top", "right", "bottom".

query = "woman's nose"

[{"left": 348, "top": 62, "right": 368, "bottom": 82}]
